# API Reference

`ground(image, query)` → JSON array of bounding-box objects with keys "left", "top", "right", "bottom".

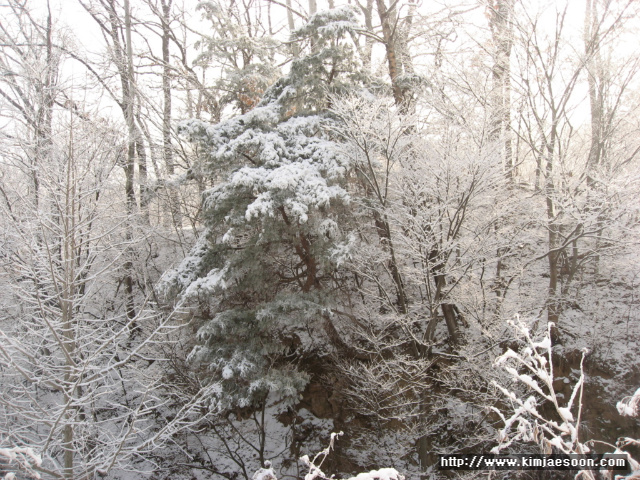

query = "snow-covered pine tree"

[
  {"left": 162, "top": 7, "right": 369, "bottom": 412},
  {"left": 194, "top": 0, "right": 282, "bottom": 115}
]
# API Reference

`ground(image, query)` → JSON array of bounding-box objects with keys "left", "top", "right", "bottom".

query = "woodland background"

[{"left": 1, "top": 0, "right": 639, "bottom": 478}]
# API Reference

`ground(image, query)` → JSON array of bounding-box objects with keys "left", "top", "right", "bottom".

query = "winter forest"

[{"left": 1, "top": 0, "right": 640, "bottom": 478}]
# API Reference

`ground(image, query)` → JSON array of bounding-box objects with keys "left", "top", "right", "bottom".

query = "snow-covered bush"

[
  {"left": 491, "top": 318, "right": 589, "bottom": 455},
  {"left": 251, "top": 433, "right": 405, "bottom": 480},
  {"left": 493, "top": 317, "right": 640, "bottom": 479}
]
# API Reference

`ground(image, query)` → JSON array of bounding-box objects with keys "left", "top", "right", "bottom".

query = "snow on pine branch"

[{"left": 294, "top": 6, "right": 360, "bottom": 39}]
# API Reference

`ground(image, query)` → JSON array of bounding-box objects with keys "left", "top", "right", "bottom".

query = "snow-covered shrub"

[
  {"left": 493, "top": 317, "right": 640, "bottom": 479},
  {"left": 491, "top": 318, "right": 589, "bottom": 455},
  {"left": 251, "top": 433, "right": 405, "bottom": 480}
]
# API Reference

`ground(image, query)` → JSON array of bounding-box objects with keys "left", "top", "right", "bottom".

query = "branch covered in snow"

[
  {"left": 0, "top": 446, "right": 42, "bottom": 479},
  {"left": 617, "top": 388, "right": 640, "bottom": 417}
]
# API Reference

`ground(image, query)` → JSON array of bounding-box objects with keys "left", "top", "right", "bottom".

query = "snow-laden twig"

[
  {"left": 617, "top": 388, "right": 640, "bottom": 417},
  {"left": 300, "top": 431, "right": 344, "bottom": 480},
  {"left": 492, "top": 317, "right": 588, "bottom": 456},
  {"left": 0, "top": 446, "right": 42, "bottom": 479}
]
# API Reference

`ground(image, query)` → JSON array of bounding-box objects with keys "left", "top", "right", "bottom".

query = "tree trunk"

[
  {"left": 361, "top": 0, "right": 374, "bottom": 70},
  {"left": 375, "top": 0, "right": 404, "bottom": 106},
  {"left": 374, "top": 212, "right": 408, "bottom": 314},
  {"left": 286, "top": 0, "right": 300, "bottom": 57},
  {"left": 433, "top": 269, "right": 459, "bottom": 345},
  {"left": 584, "top": 0, "right": 605, "bottom": 183},
  {"left": 161, "top": 0, "right": 182, "bottom": 228},
  {"left": 545, "top": 136, "right": 560, "bottom": 329},
  {"left": 488, "top": 0, "right": 515, "bottom": 179}
]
